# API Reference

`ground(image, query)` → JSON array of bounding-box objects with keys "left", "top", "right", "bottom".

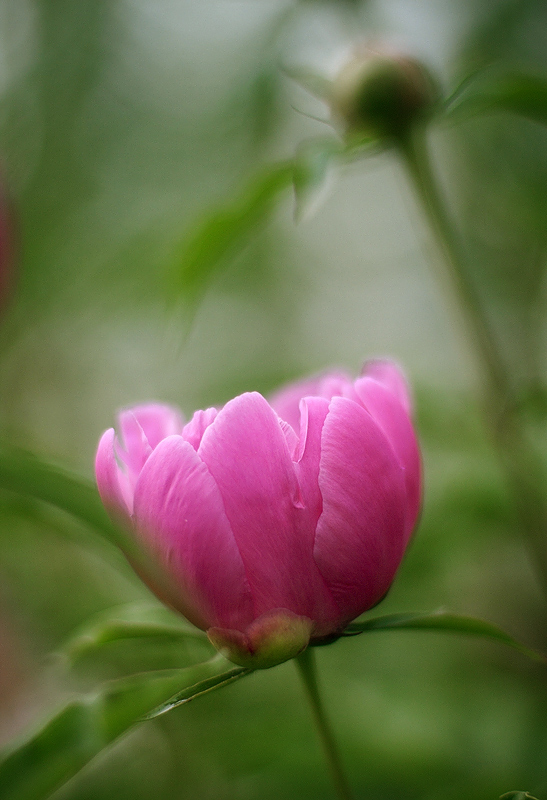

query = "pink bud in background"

[{"left": 96, "top": 361, "right": 421, "bottom": 668}]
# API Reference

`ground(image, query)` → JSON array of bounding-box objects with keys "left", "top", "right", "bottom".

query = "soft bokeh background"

[{"left": 1, "top": 0, "right": 547, "bottom": 798}]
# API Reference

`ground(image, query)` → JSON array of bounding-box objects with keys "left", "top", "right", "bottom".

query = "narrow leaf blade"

[
  {"left": 282, "top": 65, "right": 331, "bottom": 100},
  {"left": 500, "top": 793, "right": 539, "bottom": 800},
  {"left": 445, "top": 72, "right": 547, "bottom": 125},
  {"left": 0, "top": 443, "right": 122, "bottom": 547},
  {"left": 65, "top": 618, "right": 208, "bottom": 666},
  {"left": 0, "top": 657, "right": 249, "bottom": 800},
  {"left": 169, "top": 162, "right": 294, "bottom": 301},
  {"left": 293, "top": 138, "right": 342, "bottom": 222},
  {"left": 143, "top": 664, "right": 250, "bottom": 719},
  {"left": 345, "top": 611, "right": 546, "bottom": 664}
]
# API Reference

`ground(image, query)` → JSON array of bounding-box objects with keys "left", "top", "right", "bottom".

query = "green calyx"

[{"left": 207, "top": 609, "right": 314, "bottom": 670}]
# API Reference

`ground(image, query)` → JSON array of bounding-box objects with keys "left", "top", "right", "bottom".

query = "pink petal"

[
  {"left": 295, "top": 396, "right": 330, "bottom": 527},
  {"left": 362, "top": 360, "right": 412, "bottom": 415},
  {"left": 95, "top": 428, "right": 132, "bottom": 521},
  {"left": 269, "top": 376, "right": 324, "bottom": 432},
  {"left": 133, "top": 435, "right": 253, "bottom": 631},
  {"left": 198, "top": 392, "right": 337, "bottom": 631},
  {"left": 182, "top": 407, "right": 218, "bottom": 450},
  {"left": 128, "top": 403, "right": 185, "bottom": 448},
  {"left": 278, "top": 418, "right": 298, "bottom": 459},
  {"left": 112, "top": 404, "right": 185, "bottom": 497},
  {"left": 354, "top": 376, "right": 421, "bottom": 540},
  {"left": 117, "top": 411, "right": 153, "bottom": 479},
  {"left": 270, "top": 370, "right": 353, "bottom": 432},
  {"left": 117, "top": 403, "right": 184, "bottom": 474},
  {"left": 295, "top": 396, "right": 341, "bottom": 631},
  {"left": 313, "top": 396, "right": 408, "bottom": 625},
  {"left": 317, "top": 372, "right": 354, "bottom": 400}
]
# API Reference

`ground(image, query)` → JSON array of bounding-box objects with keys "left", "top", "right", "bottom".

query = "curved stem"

[
  {"left": 399, "top": 130, "right": 510, "bottom": 411},
  {"left": 398, "top": 127, "right": 547, "bottom": 593},
  {"left": 295, "top": 648, "right": 354, "bottom": 800}
]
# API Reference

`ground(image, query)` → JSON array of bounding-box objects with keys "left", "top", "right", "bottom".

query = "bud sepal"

[{"left": 207, "top": 609, "right": 314, "bottom": 669}]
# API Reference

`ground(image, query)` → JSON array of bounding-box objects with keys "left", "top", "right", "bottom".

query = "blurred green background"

[{"left": 1, "top": 0, "right": 547, "bottom": 798}]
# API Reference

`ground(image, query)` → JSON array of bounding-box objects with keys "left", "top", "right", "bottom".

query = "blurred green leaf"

[
  {"left": 0, "top": 447, "right": 194, "bottom": 611},
  {"left": 346, "top": 611, "right": 546, "bottom": 664},
  {"left": 293, "top": 138, "right": 342, "bottom": 222},
  {"left": 0, "top": 443, "right": 123, "bottom": 547},
  {"left": 500, "top": 793, "right": 539, "bottom": 800},
  {"left": 169, "top": 162, "right": 294, "bottom": 301},
  {"left": 64, "top": 608, "right": 208, "bottom": 666},
  {"left": 445, "top": 72, "right": 547, "bottom": 125},
  {"left": 283, "top": 64, "right": 332, "bottom": 100},
  {"left": 0, "top": 656, "right": 250, "bottom": 800}
]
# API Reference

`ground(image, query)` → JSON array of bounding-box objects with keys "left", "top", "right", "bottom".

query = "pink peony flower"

[{"left": 95, "top": 361, "right": 421, "bottom": 668}]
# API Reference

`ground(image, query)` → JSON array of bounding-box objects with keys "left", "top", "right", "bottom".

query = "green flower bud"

[{"left": 330, "top": 47, "right": 439, "bottom": 142}]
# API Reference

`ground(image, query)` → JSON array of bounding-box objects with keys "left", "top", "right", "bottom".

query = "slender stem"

[
  {"left": 399, "top": 129, "right": 510, "bottom": 412},
  {"left": 398, "top": 127, "right": 547, "bottom": 593},
  {"left": 295, "top": 648, "right": 354, "bottom": 800}
]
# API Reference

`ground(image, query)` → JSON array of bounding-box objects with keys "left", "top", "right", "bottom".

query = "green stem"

[
  {"left": 399, "top": 130, "right": 510, "bottom": 412},
  {"left": 398, "top": 127, "right": 547, "bottom": 593},
  {"left": 295, "top": 648, "right": 354, "bottom": 800}
]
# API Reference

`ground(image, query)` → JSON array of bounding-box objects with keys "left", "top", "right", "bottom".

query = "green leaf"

[
  {"left": 282, "top": 64, "right": 332, "bottom": 100},
  {"left": 500, "top": 793, "right": 539, "bottom": 800},
  {"left": 444, "top": 72, "right": 547, "bottom": 125},
  {"left": 345, "top": 610, "right": 546, "bottom": 664},
  {"left": 0, "top": 447, "right": 187, "bottom": 608},
  {"left": 0, "top": 656, "right": 250, "bottom": 800},
  {"left": 63, "top": 602, "right": 209, "bottom": 666},
  {"left": 292, "top": 135, "right": 381, "bottom": 222},
  {"left": 169, "top": 162, "right": 294, "bottom": 302},
  {"left": 0, "top": 443, "right": 123, "bottom": 548},
  {"left": 293, "top": 138, "right": 342, "bottom": 222},
  {"left": 142, "top": 664, "right": 251, "bottom": 719}
]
